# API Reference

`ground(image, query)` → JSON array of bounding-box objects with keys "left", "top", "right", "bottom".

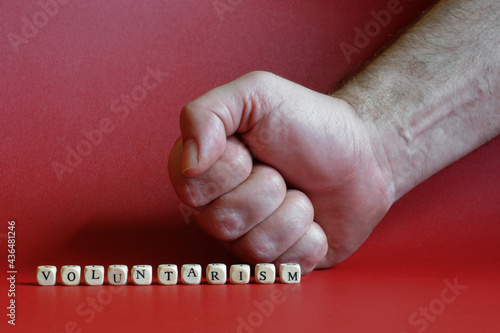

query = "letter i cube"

[
  {"left": 230, "top": 264, "right": 250, "bottom": 284},
  {"left": 279, "top": 263, "right": 301, "bottom": 284},
  {"left": 61, "top": 265, "right": 81, "bottom": 286},
  {"left": 37, "top": 265, "right": 57, "bottom": 286}
]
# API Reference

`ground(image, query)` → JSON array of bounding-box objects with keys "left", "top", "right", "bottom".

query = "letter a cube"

[{"left": 181, "top": 264, "right": 202, "bottom": 284}]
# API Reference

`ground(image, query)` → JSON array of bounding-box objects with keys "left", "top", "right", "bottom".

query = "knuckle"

[
  {"left": 222, "top": 138, "right": 253, "bottom": 181},
  {"left": 216, "top": 212, "right": 246, "bottom": 241},
  {"left": 257, "top": 166, "right": 287, "bottom": 198},
  {"left": 241, "top": 71, "right": 280, "bottom": 97},
  {"left": 288, "top": 190, "right": 314, "bottom": 222},
  {"left": 182, "top": 179, "right": 213, "bottom": 208},
  {"left": 230, "top": 149, "right": 252, "bottom": 180},
  {"left": 244, "top": 70, "right": 275, "bottom": 83},
  {"left": 233, "top": 233, "right": 278, "bottom": 264},
  {"left": 198, "top": 205, "right": 245, "bottom": 241},
  {"left": 244, "top": 240, "right": 278, "bottom": 263},
  {"left": 179, "top": 102, "right": 197, "bottom": 123},
  {"left": 212, "top": 217, "right": 243, "bottom": 241}
]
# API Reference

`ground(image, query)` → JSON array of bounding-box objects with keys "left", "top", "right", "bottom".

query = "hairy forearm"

[{"left": 336, "top": 0, "right": 500, "bottom": 200}]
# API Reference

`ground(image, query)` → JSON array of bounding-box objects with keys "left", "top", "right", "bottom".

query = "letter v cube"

[{"left": 37, "top": 265, "right": 57, "bottom": 286}]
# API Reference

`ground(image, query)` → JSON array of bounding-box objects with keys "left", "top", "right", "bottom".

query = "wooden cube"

[
  {"left": 131, "top": 265, "right": 152, "bottom": 285},
  {"left": 181, "top": 264, "right": 202, "bottom": 284},
  {"left": 61, "top": 265, "right": 81, "bottom": 286},
  {"left": 279, "top": 263, "right": 301, "bottom": 284},
  {"left": 230, "top": 264, "right": 250, "bottom": 284},
  {"left": 255, "top": 263, "right": 276, "bottom": 284},
  {"left": 158, "top": 264, "right": 178, "bottom": 285},
  {"left": 37, "top": 265, "right": 57, "bottom": 286},
  {"left": 84, "top": 265, "right": 105, "bottom": 286},
  {"left": 107, "top": 265, "right": 128, "bottom": 285},
  {"left": 206, "top": 263, "right": 227, "bottom": 285}
]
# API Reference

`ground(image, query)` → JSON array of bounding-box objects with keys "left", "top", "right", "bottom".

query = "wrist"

[
  {"left": 332, "top": 0, "right": 500, "bottom": 201},
  {"left": 333, "top": 88, "right": 402, "bottom": 204}
]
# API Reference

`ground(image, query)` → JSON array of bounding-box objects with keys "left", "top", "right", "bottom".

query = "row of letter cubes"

[{"left": 37, "top": 263, "right": 301, "bottom": 286}]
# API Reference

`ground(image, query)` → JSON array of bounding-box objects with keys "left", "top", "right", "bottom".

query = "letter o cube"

[
  {"left": 131, "top": 265, "right": 152, "bottom": 285},
  {"left": 37, "top": 265, "right": 57, "bottom": 286},
  {"left": 84, "top": 265, "right": 105, "bottom": 286},
  {"left": 181, "top": 264, "right": 202, "bottom": 284},
  {"left": 61, "top": 265, "right": 81, "bottom": 286}
]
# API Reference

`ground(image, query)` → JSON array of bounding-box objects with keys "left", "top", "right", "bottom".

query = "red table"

[{"left": 1, "top": 0, "right": 499, "bottom": 332}]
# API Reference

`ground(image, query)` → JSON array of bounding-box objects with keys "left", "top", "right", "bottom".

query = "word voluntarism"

[{"left": 36, "top": 263, "right": 301, "bottom": 286}]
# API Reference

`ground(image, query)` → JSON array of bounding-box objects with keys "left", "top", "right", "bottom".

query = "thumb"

[{"left": 179, "top": 71, "right": 282, "bottom": 177}]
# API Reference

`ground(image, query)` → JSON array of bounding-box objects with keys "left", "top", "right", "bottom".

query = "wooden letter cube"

[
  {"left": 61, "top": 265, "right": 81, "bottom": 286},
  {"left": 255, "top": 263, "right": 276, "bottom": 284},
  {"left": 158, "top": 264, "right": 178, "bottom": 285},
  {"left": 181, "top": 264, "right": 202, "bottom": 284},
  {"left": 230, "top": 264, "right": 250, "bottom": 284},
  {"left": 131, "top": 265, "right": 152, "bottom": 285},
  {"left": 37, "top": 265, "right": 57, "bottom": 286},
  {"left": 84, "top": 265, "right": 105, "bottom": 286},
  {"left": 206, "top": 263, "right": 227, "bottom": 285},
  {"left": 279, "top": 263, "right": 301, "bottom": 284},
  {"left": 108, "top": 265, "right": 128, "bottom": 285}
]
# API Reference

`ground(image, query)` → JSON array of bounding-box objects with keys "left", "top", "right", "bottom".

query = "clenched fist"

[{"left": 169, "top": 71, "right": 394, "bottom": 274}]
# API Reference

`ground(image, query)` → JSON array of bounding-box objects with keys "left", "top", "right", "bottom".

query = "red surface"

[{"left": 1, "top": 0, "right": 499, "bottom": 332}]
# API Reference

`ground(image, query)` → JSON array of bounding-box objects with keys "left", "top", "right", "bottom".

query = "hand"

[{"left": 169, "top": 71, "right": 394, "bottom": 273}]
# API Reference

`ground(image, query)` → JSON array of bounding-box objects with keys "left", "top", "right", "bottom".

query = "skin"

[{"left": 169, "top": 0, "right": 500, "bottom": 274}]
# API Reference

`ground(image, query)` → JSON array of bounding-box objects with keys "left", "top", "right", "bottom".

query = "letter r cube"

[{"left": 206, "top": 263, "right": 227, "bottom": 285}]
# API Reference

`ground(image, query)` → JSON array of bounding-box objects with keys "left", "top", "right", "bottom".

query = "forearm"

[{"left": 335, "top": 0, "right": 500, "bottom": 201}]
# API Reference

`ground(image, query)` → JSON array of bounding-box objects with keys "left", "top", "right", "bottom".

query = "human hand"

[{"left": 169, "top": 71, "right": 394, "bottom": 273}]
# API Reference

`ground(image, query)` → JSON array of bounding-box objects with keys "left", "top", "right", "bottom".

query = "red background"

[{"left": 1, "top": 0, "right": 499, "bottom": 332}]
